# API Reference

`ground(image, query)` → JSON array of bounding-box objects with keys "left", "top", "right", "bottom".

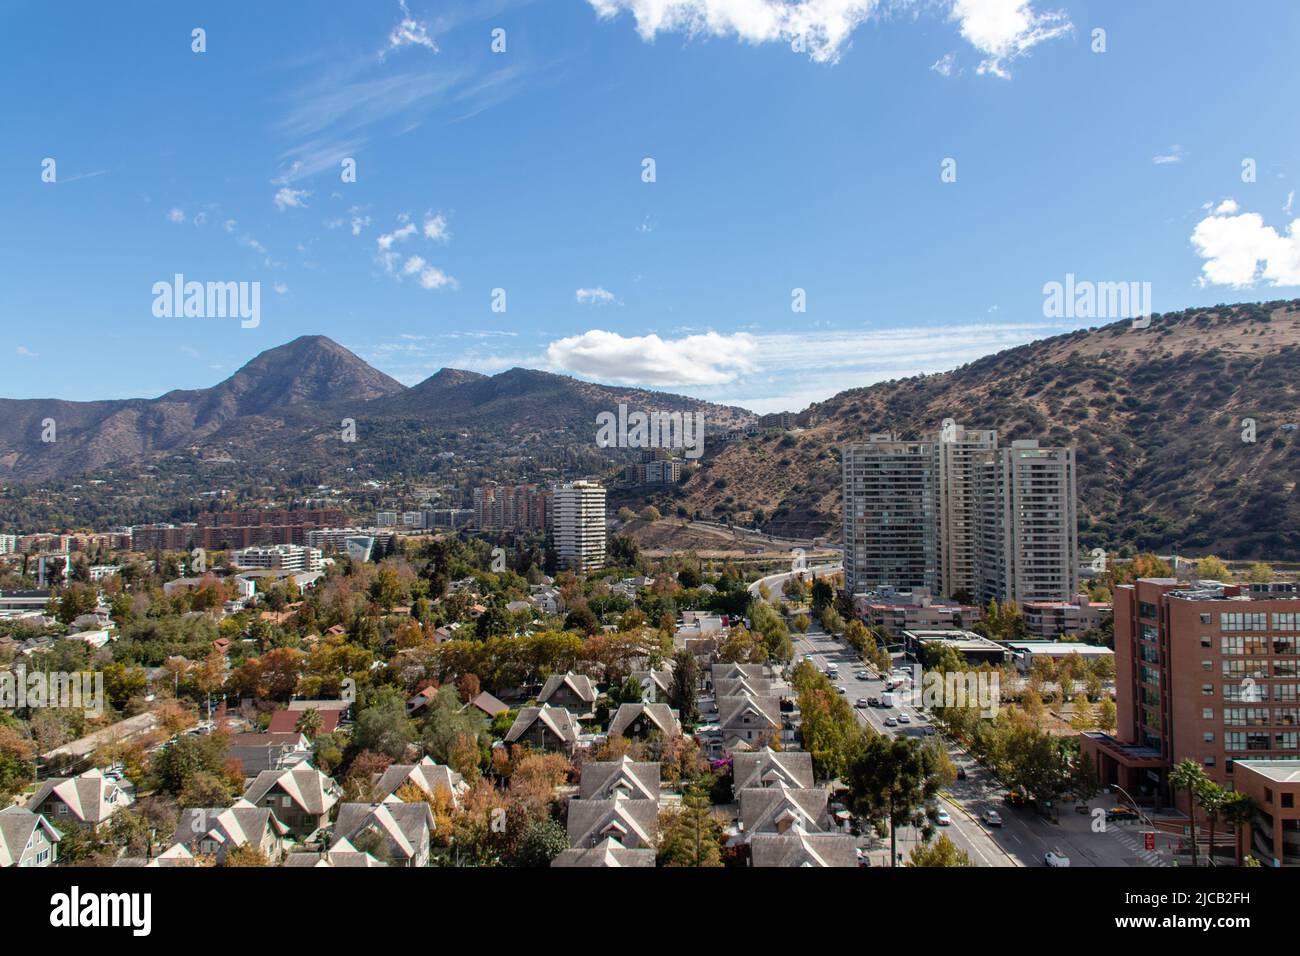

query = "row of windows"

[
  {"left": 1221, "top": 660, "right": 1300, "bottom": 678},
  {"left": 1205, "top": 683, "right": 1300, "bottom": 701},
  {"left": 1220, "top": 636, "right": 1300, "bottom": 655},
  {"left": 1225, "top": 731, "right": 1299, "bottom": 751},
  {"left": 1217, "top": 612, "right": 1300, "bottom": 631}
]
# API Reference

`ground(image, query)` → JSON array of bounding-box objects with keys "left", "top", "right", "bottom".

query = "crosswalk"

[{"left": 1109, "top": 827, "right": 1169, "bottom": 867}]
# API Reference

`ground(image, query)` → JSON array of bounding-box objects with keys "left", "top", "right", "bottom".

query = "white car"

[
  {"left": 897, "top": 712, "right": 911, "bottom": 723},
  {"left": 1044, "top": 850, "right": 1071, "bottom": 868},
  {"left": 936, "top": 809, "right": 951, "bottom": 826}
]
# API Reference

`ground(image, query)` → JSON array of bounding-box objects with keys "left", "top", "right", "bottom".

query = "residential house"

[
  {"left": 739, "top": 783, "right": 830, "bottom": 836},
  {"left": 750, "top": 831, "right": 859, "bottom": 867},
  {"left": 227, "top": 732, "right": 311, "bottom": 778},
  {"left": 629, "top": 668, "right": 673, "bottom": 703},
  {"left": 732, "top": 748, "right": 815, "bottom": 793},
  {"left": 268, "top": 707, "right": 342, "bottom": 735},
  {"left": 466, "top": 690, "right": 509, "bottom": 720},
  {"left": 283, "top": 837, "right": 388, "bottom": 867},
  {"left": 26, "top": 768, "right": 134, "bottom": 833},
  {"left": 607, "top": 703, "right": 681, "bottom": 740},
  {"left": 0, "top": 806, "right": 61, "bottom": 868},
  {"left": 538, "top": 672, "right": 598, "bottom": 714},
  {"left": 716, "top": 693, "right": 783, "bottom": 752},
  {"left": 374, "top": 756, "right": 468, "bottom": 807},
  {"left": 171, "top": 802, "right": 289, "bottom": 864},
  {"left": 332, "top": 801, "right": 435, "bottom": 868},
  {"left": 504, "top": 704, "right": 580, "bottom": 753},
  {"left": 242, "top": 763, "right": 341, "bottom": 839},
  {"left": 578, "top": 756, "right": 661, "bottom": 802},
  {"left": 551, "top": 836, "right": 656, "bottom": 868},
  {"left": 565, "top": 792, "right": 659, "bottom": 849}
]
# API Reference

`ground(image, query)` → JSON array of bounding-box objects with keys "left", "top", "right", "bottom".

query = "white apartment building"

[
  {"left": 934, "top": 424, "right": 998, "bottom": 599},
  {"left": 229, "top": 544, "right": 324, "bottom": 573},
  {"left": 0, "top": 534, "right": 17, "bottom": 555},
  {"left": 842, "top": 434, "right": 937, "bottom": 595},
  {"left": 551, "top": 481, "right": 606, "bottom": 573},
  {"left": 973, "top": 440, "right": 1079, "bottom": 605}
]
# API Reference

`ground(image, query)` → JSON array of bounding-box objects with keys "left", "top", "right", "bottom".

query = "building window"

[
  {"left": 1203, "top": 684, "right": 1214, "bottom": 696},
  {"left": 1203, "top": 757, "right": 1215, "bottom": 767},
  {"left": 1201, "top": 636, "right": 1212, "bottom": 648},
  {"left": 1200, "top": 613, "right": 1212, "bottom": 625},
  {"left": 1265, "top": 787, "right": 1274, "bottom": 803},
  {"left": 1284, "top": 793, "right": 1295, "bottom": 809},
  {"left": 1203, "top": 732, "right": 1214, "bottom": 743},
  {"left": 1202, "top": 660, "right": 1213, "bottom": 671},
  {"left": 1203, "top": 708, "right": 1214, "bottom": 720}
]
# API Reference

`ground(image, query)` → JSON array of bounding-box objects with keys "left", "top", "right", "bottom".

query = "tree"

[
  {"left": 1096, "top": 697, "right": 1117, "bottom": 732},
  {"left": 293, "top": 707, "right": 323, "bottom": 740},
  {"left": 513, "top": 817, "right": 569, "bottom": 867},
  {"left": 224, "top": 843, "right": 271, "bottom": 867},
  {"left": 1196, "top": 779, "right": 1228, "bottom": 867},
  {"left": 668, "top": 650, "right": 699, "bottom": 731},
  {"left": 1221, "top": 793, "right": 1255, "bottom": 865},
  {"left": 909, "top": 834, "right": 972, "bottom": 867},
  {"left": 847, "top": 734, "right": 941, "bottom": 867},
  {"left": 352, "top": 688, "right": 415, "bottom": 759},
  {"left": 1243, "top": 562, "right": 1275, "bottom": 584},
  {"left": 658, "top": 787, "right": 723, "bottom": 867},
  {"left": 1169, "top": 759, "right": 1207, "bottom": 866},
  {"left": 608, "top": 534, "right": 640, "bottom": 568},
  {"left": 563, "top": 606, "right": 599, "bottom": 636},
  {"left": 1194, "top": 555, "right": 1232, "bottom": 583}
]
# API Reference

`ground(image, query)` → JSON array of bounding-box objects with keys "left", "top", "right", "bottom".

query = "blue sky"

[{"left": 4, "top": 0, "right": 1299, "bottom": 412}]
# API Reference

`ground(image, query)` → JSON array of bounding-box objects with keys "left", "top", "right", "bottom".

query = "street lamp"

[{"left": 1107, "top": 783, "right": 1166, "bottom": 862}]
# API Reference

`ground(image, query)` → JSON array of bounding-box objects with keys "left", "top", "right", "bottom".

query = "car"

[
  {"left": 936, "top": 809, "right": 951, "bottom": 826},
  {"left": 1003, "top": 791, "right": 1027, "bottom": 807},
  {"left": 855, "top": 671, "right": 869, "bottom": 680},
  {"left": 856, "top": 697, "right": 870, "bottom": 708},
  {"left": 897, "top": 712, "right": 911, "bottom": 723},
  {"left": 1075, "top": 803, "right": 1091, "bottom": 814},
  {"left": 884, "top": 717, "right": 898, "bottom": 727},
  {"left": 836, "top": 686, "right": 847, "bottom": 695},
  {"left": 1106, "top": 807, "right": 1140, "bottom": 823},
  {"left": 956, "top": 767, "right": 967, "bottom": 781},
  {"left": 867, "top": 697, "right": 880, "bottom": 707},
  {"left": 981, "top": 809, "right": 1002, "bottom": 827},
  {"left": 1044, "top": 850, "right": 1071, "bottom": 868},
  {"left": 923, "top": 727, "right": 936, "bottom": 736}
]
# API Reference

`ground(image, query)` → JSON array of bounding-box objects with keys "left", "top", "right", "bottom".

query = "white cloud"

[
  {"left": 352, "top": 215, "right": 372, "bottom": 235},
  {"left": 274, "top": 187, "right": 312, "bottom": 210},
  {"left": 415, "top": 265, "right": 455, "bottom": 290},
  {"left": 930, "top": 51, "right": 958, "bottom": 77},
  {"left": 588, "top": 0, "right": 1068, "bottom": 71},
  {"left": 223, "top": 219, "right": 237, "bottom": 233},
  {"left": 1214, "top": 199, "right": 1239, "bottom": 215},
  {"left": 949, "top": 0, "right": 1071, "bottom": 78},
  {"left": 423, "top": 212, "right": 450, "bottom": 242},
  {"left": 1191, "top": 203, "right": 1300, "bottom": 288},
  {"left": 576, "top": 286, "right": 618, "bottom": 306},
  {"left": 193, "top": 211, "right": 208, "bottom": 226},
  {"left": 274, "top": 282, "right": 289, "bottom": 295},
  {"left": 166, "top": 208, "right": 185, "bottom": 223},
  {"left": 383, "top": 0, "right": 439, "bottom": 58},
  {"left": 377, "top": 221, "right": 418, "bottom": 251},
  {"left": 1285, "top": 190, "right": 1295, "bottom": 215},
  {"left": 1152, "top": 144, "right": 1184, "bottom": 164},
  {"left": 545, "top": 329, "right": 759, "bottom": 385},
  {"left": 16, "top": 345, "right": 38, "bottom": 358}
]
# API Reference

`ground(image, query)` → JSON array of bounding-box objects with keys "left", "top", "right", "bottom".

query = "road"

[
  {"left": 748, "top": 563, "right": 841, "bottom": 601},
  {"left": 793, "top": 623, "right": 1165, "bottom": 868}
]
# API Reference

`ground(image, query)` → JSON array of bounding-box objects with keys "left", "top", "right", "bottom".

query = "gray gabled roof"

[
  {"left": 566, "top": 794, "right": 659, "bottom": 849},
  {"left": 750, "top": 832, "right": 859, "bottom": 867},
  {"left": 0, "top": 806, "right": 61, "bottom": 866},
  {"left": 578, "top": 757, "right": 661, "bottom": 801},
  {"left": 504, "top": 704, "right": 579, "bottom": 744},
  {"left": 26, "top": 768, "right": 131, "bottom": 825},
  {"left": 739, "top": 784, "right": 830, "bottom": 835},
  {"left": 539, "top": 671, "right": 597, "bottom": 705},
  {"left": 551, "top": 836, "right": 656, "bottom": 867},
  {"left": 283, "top": 837, "right": 388, "bottom": 867},
  {"left": 717, "top": 693, "right": 782, "bottom": 731},
  {"left": 607, "top": 702, "right": 681, "bottom": 739},
  {"left": 332, "top": 802, "right": 435, "bottom": 861},
  {"left": 374, "top": 756, "right": 466, "bottom": 804},
  {"left": 732, "top": 748, "right": 815, "bottom": 792},
  {"left": 170, "top": 802, "right": 287, "bottom": 850},
  {"left": 242, "top": 763, "right": 341, "bottom": 816}
]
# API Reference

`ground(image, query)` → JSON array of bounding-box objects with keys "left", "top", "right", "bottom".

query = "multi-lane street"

[{"left": 792, "top": 622, "right": 1166, "bottom": 868}]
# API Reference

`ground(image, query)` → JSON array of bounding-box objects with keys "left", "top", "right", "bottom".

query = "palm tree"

[
  {"left": 1195, "top": 781, "right": 1227, "bottom": 867},
  {"left": 1221, "top": 793, "right": 1257, "bottom": 866},
  {"left": 294, "top": 707, "right": 323, "bottom": 740},
  {"left": 1169, "top": 759, "right": 1207, "bottom": 866}
]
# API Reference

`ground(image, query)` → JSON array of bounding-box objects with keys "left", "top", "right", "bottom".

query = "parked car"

[
  {"left": 1044, "top": 849, "right": 1071, "bottom": 868},
  {"left": 1106, "top": 807, "right": 1140, "bottom": 823},
  {"left": 1075, "top": 803, "right": 1091, "bottom": 814},
  {"left": 936, "top": 809, "right": 951, "bottom": 826},
  {"left": 981, "top": 809, "right": 1002, "bottom": 827},
  {"left": 1004, "top": 791, "right": 1028, "bottom": 807}
]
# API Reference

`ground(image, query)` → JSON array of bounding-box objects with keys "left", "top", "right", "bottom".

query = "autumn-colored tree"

[
  {"left": 909, "top": 834, "right": 973, "bottom": 867},
  {"left": 224, "top": 843, "right": 272, "bottom": 867},
  {"left": 658, "top": 787, "right": 723, "bottom": 867}
]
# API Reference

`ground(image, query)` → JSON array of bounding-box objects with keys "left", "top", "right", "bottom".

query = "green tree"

[
  {"left": 352, "top": 688, "right": 415, "bottom": 759},
  {"left": 909, "top": 833, "right": 972, "bottom": 867},
  {"left": 1194, "top": 555, "right": 1233, "bottom": 583},
  {"left": 1169, "top": 759, "right": 1208, "bottom": 866},
  {"left": 293, "top": 707, "right": 323, "bottom": 739},
  {"left": 513, "top": 817, "right": 569, "bottom": 867},
  {"left": 847, "top": 734, "right": 941, "bottom": 867},
  {"left": 668, "top": 650, "right": 700, "bottom": 731},
  {"left": 659, "top": 787, "right": 723, "bottom": 867}
]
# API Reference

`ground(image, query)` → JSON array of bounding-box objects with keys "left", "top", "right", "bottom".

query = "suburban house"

[
  {"left": 738, "top": 783, "right": 830, "bottom": 836},
  {"left": 629, "top": 668, "right": 673, "bottom": 702},
  {"left": 283, "top": 837, "right": 387, "bottom": 867},
  {"left": 268, "top": 706, "right": 343, "bottom": 735},
  {"left": 578, "top": 757, "right": 661, "bottom": 802},
  {"left": 565, "top": 792, "right": 659, "bottom": 849},
  {"left": 0, "top": 806, "right": 61, "bottom": 868},
  {"left": 465, "top": 690, "right": 509, "bottom": 719},
  {"left": 171, "top": 802, "right": 289, "bottom": 864},
  {"left": 374, "top": 756, "right": 468, "bottom": 806},
  {"left": 732, "top": 749, "right": 815, "bottom": 793},
  {"left": 716, "top": 693, "right": 783, "bottom": 751},
  {"left": 538, "top": 672, "right": 598, "bottom": 714},
  {"left": 331, "top": 802, "right": 435, "bottom": 868},
  {"left": 749, "top": 831, "right": 858, "bottom": 867},
  {"left": 26, "top": 768, "right": 134, "bottom": 833},
  {"left": 607, "top": 702, "right": 681, "bottom": 740},
  {"left": 227, "top": 732, "right": 312, "bottom": 777},
  {"left": 551, "top": 836, "right": 656, "bottom": 867},
  {"left": 242, "top": 763, "right": 342, "bottom": 839},
  {"left": 504, "top": 704, "right": 580, "bottom": 753}
]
